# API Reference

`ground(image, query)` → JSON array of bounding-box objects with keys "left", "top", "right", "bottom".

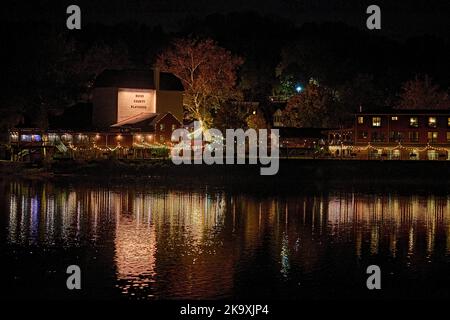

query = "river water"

[{"left": 1, "top": 179, "right": 449, "bottom": 300}]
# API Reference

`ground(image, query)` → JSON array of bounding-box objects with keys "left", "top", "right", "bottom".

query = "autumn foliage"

[
  {"left": 284, "top": 82, "right": 335, "bottom": 128},
  {"left": 246, "top": 113, "right": 267, "bottom": 130},
  {"left": 156, "top": 38, "right": 244, "bottom": 126},
  {"left": 397, "top": 75, "right": 450, "bottom": 109}
]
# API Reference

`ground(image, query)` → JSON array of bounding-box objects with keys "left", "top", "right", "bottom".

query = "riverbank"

[{"left": 1, "top": 159, "right": 449, "bottom": 186}]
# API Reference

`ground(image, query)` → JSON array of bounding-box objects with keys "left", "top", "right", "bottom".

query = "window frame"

[
  {"left": 372, "top": 117, "right": 382, "bottom": 127},
  {"left": 427, "top": 131, "right": 438, "bottom": 143},
  {"left": 428, "top": 117, "right": 437, "bottom": 128},
  {"left": 357, "top": 116, "right": 364, "bottom": 124},
  {"left": 409, "top": 117, "right": 419, "bottom": 128},
  {"left": 409, "top": 131, "right": 419, "bottom": 143}
]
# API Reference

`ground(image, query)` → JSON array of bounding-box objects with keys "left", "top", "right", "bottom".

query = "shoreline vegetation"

[{"left": 1, "top": 159, "right": 449, "bottom": 186}]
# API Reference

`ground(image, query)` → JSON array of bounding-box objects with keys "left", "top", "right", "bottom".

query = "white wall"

[{"left": 117, "top": 88, "right": 156, "bottom": 122}]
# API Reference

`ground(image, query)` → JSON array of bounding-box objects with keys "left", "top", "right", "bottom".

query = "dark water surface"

[{"left": 1, "top": 178, "right": 450, "bottom": 300}]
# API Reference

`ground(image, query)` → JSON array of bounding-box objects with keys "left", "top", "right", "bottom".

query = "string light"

[
  {"left": 347, "top": 142, "right": 450, "bottom": 154},
  {"left": 68, "top": 143, "right": 125, "bottom": 152},
  {"left": 133, "top": 142, "right": 167, "bottom": 149}
]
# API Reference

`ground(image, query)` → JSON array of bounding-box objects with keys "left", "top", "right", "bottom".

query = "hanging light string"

[
  {"left": 66, "top": 142, "right": 169, "bottom": 151},
  {"left": 342, "top": 142, "right": 449, "bottom": 153},
  {"left": 68, "top": 143, "right": 124, "bottom": 152},
  {"left": 133, "top": 142, "right": 168, "bottom": 149}
]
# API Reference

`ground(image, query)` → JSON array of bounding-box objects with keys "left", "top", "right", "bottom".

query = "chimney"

[{"left": 153, "top": 66, "right": 160, "bottom": 91}]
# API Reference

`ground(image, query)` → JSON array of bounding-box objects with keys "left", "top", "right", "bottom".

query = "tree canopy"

[
  {"left": 156, "top": 38, "right": 243, "bottom": 127},
  {"left": 397, "top": 75, "right": 450, "bottom": 109}
]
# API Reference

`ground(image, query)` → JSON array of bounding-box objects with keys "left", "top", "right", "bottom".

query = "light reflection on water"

[{"left": 2, "top": 181, "right": 450, "bottom": 299}]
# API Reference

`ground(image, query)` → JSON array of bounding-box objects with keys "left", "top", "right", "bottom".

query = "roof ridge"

[{"left": 111, "top": 112, "right": 158, "bottom": 127}]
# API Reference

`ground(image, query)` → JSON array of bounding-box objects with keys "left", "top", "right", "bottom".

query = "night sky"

[
  {"left": 2, "top": 0, "right": 449, "bottom": 38},
  {"left": 2, "top": 0, "right": 449, "bottom": 128}
]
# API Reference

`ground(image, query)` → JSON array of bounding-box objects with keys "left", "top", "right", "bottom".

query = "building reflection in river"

[{"left": 4, "top": 181, "right": 450, "bottom": 299}]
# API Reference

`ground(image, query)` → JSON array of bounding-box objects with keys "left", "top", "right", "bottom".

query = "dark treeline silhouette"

[{"left": 1, "top": 11, "right": 449, "bottom": 130}]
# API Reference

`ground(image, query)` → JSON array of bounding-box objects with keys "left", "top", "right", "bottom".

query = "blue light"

[{"left": 295, "top": 85, "right": 303, "bottom": 93}]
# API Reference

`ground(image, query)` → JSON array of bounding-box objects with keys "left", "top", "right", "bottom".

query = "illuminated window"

[
  {"left": 10, "top": 132, "right": 19, "bottom": 142},
  {"left": 391, "top": 116, "right": 398, "bottom": 121},
  {"left": 76, "top": 134, "right": 88, "bottom": 143},
  {"left": 410, "top": 150, "right": 419, "bottom": 160},
  {"left": 172, "top": 124, "right": 177, "bottom": 131},
  {"left": 409, "top": 131, "right": 419, "bottom": 142},
  {"left": 160, "top": 135, "right": 165, "bottom": 142},
  {"left": 447, "top": 132, "right": 450, "bottom": 142},
  {"left": 372, "top": 117, "right": 381, "bottom": 127},
  {"left": 357, "top": 116, "right": 364, "bottom": 124},
  {"left": 391, "top": 149, "right": 400, "bottom": 159},
  {"left": 427, "top": 150, "right": 438, "bottom": 160},
  {"left": 428, "top": 117, "right": 437, "bottom": 128},
  {"left": 31, "top": 135, "right": 42, "bottom": 142},
  {"left": 160, "top": 124, "right": 165, "bottom": 131},
  {"left": 61, "top": 134, "right": 73, "bottom": 143},
  {"left": 20, "top": 135, "right": 32, "bottom": 142},
  {"left": 448, "top": 117, "right": 450, "bottom": 127},
  {"left": 409, "top": 117, "right": 419, "bottom": 127},
  {"left": 369, "top": 149, "right": 381, "bottom": 159},
  {"left": 135, "top": 135, "right": 143, "bottom": 143},
  {"left": 428, "top": 131, "right": 438, "bottom": 143}
]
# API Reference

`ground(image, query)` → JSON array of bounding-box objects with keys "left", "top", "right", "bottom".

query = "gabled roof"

[
  {"left": 149, "top": 113, "right": 169, "bottom": 126},
  {"left": 94, "top": 69, "right": 184, "bottom": 91},
  {"left": 111, "top": 113, "right": 158, "bottom": 127},
  {"left": 111, "top": 112, "right": 181, "bottom": 130}
]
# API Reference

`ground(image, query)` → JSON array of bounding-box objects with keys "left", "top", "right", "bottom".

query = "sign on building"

[{"left": 117, "top": 89, "right": 156, "bottom": 122}]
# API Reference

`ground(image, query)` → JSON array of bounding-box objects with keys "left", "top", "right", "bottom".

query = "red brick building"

[{"left": 327, "top": 109, "right": 450, "bottom": 160}]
